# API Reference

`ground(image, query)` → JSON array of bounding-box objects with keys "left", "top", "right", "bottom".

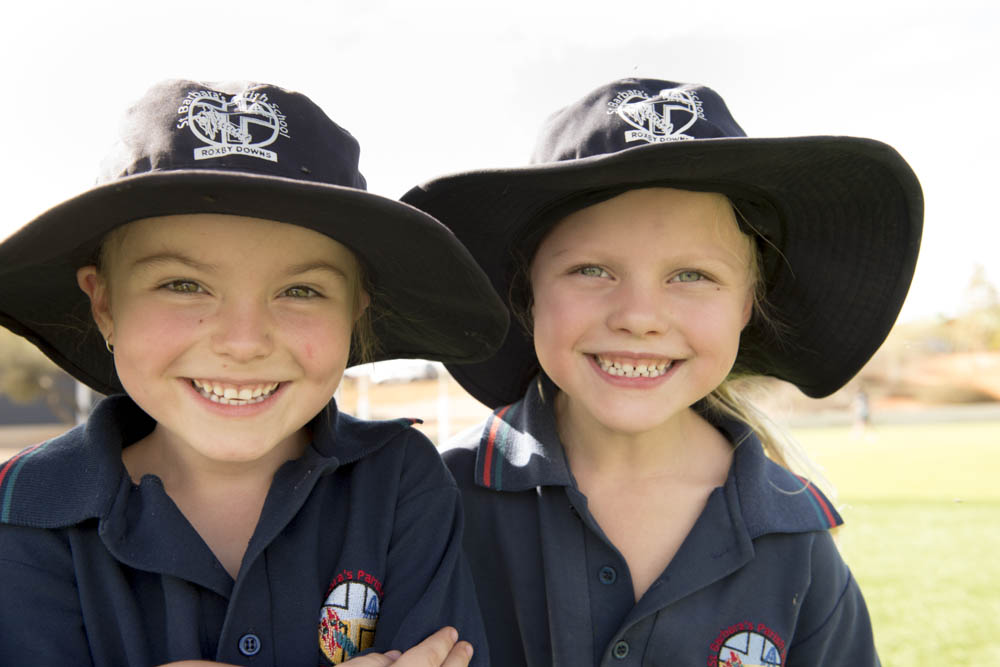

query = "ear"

[
  {"left": 77, "top": 266, "right": 115, "bottom": 341},
  {"left": 741, "top": 290, "right": 754, "bottom": 328},
  {"left": 354, "top": 289, "right": 371, "bottom": 322}
]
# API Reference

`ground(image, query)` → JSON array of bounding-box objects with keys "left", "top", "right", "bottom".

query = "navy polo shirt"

[
  {"left": 0, "top": 395, "right": 487, "bottom": 666},
  {"left": 444, "top": 378, "right": 879, "bottom": 667}
]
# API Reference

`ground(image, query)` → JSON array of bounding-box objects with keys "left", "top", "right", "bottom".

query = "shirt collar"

[
  {"left": 472, "top": 376, "right": 842, "bottom": 535},
  {"left": 473, "top": 375, "right": 574, "bottom": 491},
  {"left": 0, "top": 394, "right": 417, "bottom": 529}
]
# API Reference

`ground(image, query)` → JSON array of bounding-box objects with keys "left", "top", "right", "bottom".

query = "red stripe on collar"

[{"left": 481, "top": 405, "right": 512, "bottom": 488}]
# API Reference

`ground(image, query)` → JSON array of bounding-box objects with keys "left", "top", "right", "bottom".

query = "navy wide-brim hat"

[
  {"left": 0, "top": 79, "right": 508, "bottom": 395},
  {"left": 403, "top": 78, "right": 923, "bottom": 408}
]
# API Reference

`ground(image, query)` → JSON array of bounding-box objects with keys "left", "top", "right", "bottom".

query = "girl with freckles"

[
  {"left": 0, "top": 80, "right": 507, "bottom": 666},
  {"left": 404, "top": 78, "right": 923, "bottom": 667}
]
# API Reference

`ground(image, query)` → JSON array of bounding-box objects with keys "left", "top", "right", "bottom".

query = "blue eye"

[
  {"left": 162, "top": 280, "right": 203, "bottom": 293},
  {"left": 673, "top": 271, "right": 704, "bottom": 283}
]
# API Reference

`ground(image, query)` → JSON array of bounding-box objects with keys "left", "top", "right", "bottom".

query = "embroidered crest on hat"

[
  {"left": 607, "top": 85, "right": 706, "bottom": 144},
  {"left": 319, "top": 570, "right": 383, "bottom": 664},
  {"left": 709, "top": 622, "right": 786, "bottom": 666},
  {"left": 176, "top": 88, "right": 290, "bottom": 162}
]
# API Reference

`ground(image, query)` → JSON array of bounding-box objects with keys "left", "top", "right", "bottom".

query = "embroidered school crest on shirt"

[
  {"left": 709, "top": 622, "right": 785, "bottom": 666},
  {"left": 607, "top": 86, "right": 706, "bottom": 144},
  {"left": 176, "top": 88, "right": 290, "bottom": 162},
  {"left": 319, "top": 569, "right": 383, "bottom": 664}
]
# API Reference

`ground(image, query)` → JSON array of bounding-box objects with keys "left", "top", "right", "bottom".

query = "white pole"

[
  {"left": 436, "top": 363, "right": 449, "bottom": 445},
  {"left": 74, "top": 381, "right": 91, "bottom": 425},
  {"left": 356, "top": 374, "right": 370, "bottom": 420}
]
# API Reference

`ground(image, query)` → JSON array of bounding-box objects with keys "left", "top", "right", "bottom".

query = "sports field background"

[
  {"left": 793, "top": 421, "right": 1000, "bottom": 666},
  {"left": 2, "top": 381, "right": 997, "bottom": 666}
]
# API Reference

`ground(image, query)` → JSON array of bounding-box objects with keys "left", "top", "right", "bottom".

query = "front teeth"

[
  {"left": 596, "top": 357, "right": 672, "bottom": 378},
  {"left": 192, "top": 379, "right": 280, "bottom": 405}
]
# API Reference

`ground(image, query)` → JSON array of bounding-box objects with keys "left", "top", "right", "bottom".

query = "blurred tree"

[
  {"left": 0, "top": 328, "right": 75, "bottom": 423},
  {"left": 956, "top": 265, "right": 1000, "bottom": 351}
]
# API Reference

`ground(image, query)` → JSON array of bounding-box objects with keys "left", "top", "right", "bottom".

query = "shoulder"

[
  {"left": 440, "top": 420, "right": 489, "bottom": 487},
  {"left": 0, "top": 425, "right": 110, "bottom": 528},
  {"left": 0, "top": 395, "right": 147, "bottom": 529},
  {"left": 722, "top": 423, "right": 842, "bottom": 537},
  {"left": 332, "top": 411, "right": 461, "bottom": 495},
  {"left": 789, "top": 531, "right": 878, "bottom": 661}
]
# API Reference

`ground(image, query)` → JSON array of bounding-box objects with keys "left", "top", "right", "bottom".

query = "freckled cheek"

[
  {"left": 115, "top": 303, "right": 205, "bottom": 350},
  {"left": 281, "top": 314, "right": 354, "bottom": 368}
]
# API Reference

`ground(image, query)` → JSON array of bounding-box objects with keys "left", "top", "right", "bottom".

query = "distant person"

[
  {"left": 404, "top": 78, "right": 922, "bottom": 665},
  {"left": 0, "top": 80, "right": 508, "bottom": 666},
  {"left": 853, "top": 387, "right": 873, "bottom": 439}
]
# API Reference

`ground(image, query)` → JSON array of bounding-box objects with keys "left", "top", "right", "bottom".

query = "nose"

[
  {"left": 210, "top": 296, "right": 274, "bottom": 361},
  {"left": 606, "top": 280, "right": 666, "bottom": 337}
]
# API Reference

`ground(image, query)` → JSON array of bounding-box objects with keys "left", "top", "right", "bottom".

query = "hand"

[{"left": 346, "top": 626, "right": 474, "bottom": 667}]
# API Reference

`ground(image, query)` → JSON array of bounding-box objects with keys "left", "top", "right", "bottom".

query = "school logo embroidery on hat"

[
  {"left": 176, "top": 88, "right": 290, "bottom": 162},
  {"left": 318, "top": 569, "right": 383, "bottom": 664},
  {"left": 709, "top": 622, "right": 785, "bottom": 666},
  {"left": 606, "top": 86, "right": 706, "bottom": 144}
]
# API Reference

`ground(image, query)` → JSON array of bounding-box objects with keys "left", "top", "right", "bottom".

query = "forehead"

[
  {"left": 105, "top": 213, "right": 361, "bottom": 272},
  {"left": 538, "top": 187, "right": 745, "bottom": 254}
]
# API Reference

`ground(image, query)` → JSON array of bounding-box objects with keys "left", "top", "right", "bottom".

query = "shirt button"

[
  {"left": 612, "top": 640, "right": 630, "bottom": 660},
  {"left": 238, "top": 633, "right": 261, "bottom": 657},
  {"left": 599, "top": 565, "right": 617, "bottom": 585}
]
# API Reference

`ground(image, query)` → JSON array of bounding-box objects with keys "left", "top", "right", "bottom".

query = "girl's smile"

[
  {"left": 591, "top": 354, "right": 675, "bottom": 379},
  {"left": 189, "top": 378, "right": 284, "bottom": 405},
  {"left": 529, "top": 187, "right": 755, "bottom": 439}
]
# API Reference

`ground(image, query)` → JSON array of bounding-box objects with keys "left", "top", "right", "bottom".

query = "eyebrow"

[
  {"left": 130, "top": 253, "right": 351, "bottom": 279},
  {"left": 283, "top": 260, "right": 352, "bottom": 279},
  {"left": 130, "top": 252, "right": 216, "bottom": 273}
]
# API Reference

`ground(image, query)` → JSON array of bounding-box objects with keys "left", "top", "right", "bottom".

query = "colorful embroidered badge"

[
  {"left": 319, "top": 569, "right": 383, "bottom": 664},
  {"left": 709, "top": 621, "right": 785, "bottom": 666}
]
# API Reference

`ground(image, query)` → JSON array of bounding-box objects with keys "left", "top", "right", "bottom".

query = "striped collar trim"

[
  {"left": 471, "top": 376, "right": 843, "bottom": 534},
  {"left": 794, "top": 474, "right": 841, "bottom": 530},
  {"left": 474, "top": 378, "right": 572, "bottom": 492},
  {"left": 0, "top": 442, "right": 48, "bottom": 523}
]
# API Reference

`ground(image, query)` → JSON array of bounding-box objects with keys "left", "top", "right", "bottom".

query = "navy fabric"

[
  {"left": 0, "top": 395, "right": 488, "bottom": 666},
  {"left": 443, "top": 378, "right": 878, "bottom": 667}
]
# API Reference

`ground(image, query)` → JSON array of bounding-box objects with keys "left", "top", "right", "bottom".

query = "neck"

[
  {"left": 122, "top": 427, "right": 309, "bottom": 580},
  {"left": 555, "top": 393, "right": 731, "bottom": 484},
  {"left": 122, "top": 426, "right": 308, "bottom": 498}
]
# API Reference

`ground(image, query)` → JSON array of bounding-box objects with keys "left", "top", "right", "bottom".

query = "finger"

[
  {"left": 439, "top": 640, "right": 474, "bottom": 667},
  {"left": 342, "top": 652, "right": 399, "bottom": 666},
  {"left": 394, "top": 626, "right": 459, "bottom": 666}
]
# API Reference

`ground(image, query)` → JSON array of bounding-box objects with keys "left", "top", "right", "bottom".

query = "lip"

[
  {"left": 184, "top": 377, "right": 288, "bottom": 415},
  {"left": 587, "top": 353, "right": 681, "bottom": 387}
]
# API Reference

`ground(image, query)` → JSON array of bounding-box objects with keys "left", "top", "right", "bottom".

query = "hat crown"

[
  {"left": 99, "top": 79, "right": 367, "bottom": 190},
  {"left": 531, "top": 78, "right": 747, "bottom": 165}
]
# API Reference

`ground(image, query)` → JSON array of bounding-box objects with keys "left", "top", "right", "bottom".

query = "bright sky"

[{"left": 2, "top": 0, "right": 996, "bottom": 322}]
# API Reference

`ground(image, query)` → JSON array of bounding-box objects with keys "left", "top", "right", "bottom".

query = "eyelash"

[
  {"left": 572, "top": 266, "right": 709, "bottom": 284},
  {"left": 574, "top": 265, "right": 611, "bottom": 279},
  {"left": 671, "top": 270, "right": 706, "bottom": 283},
  {"left": 159, "top": 281, "right": 324, "bottom": 299},
  {"left": 283, "top": 285, "right": 322, "bottom": 299},
  {"left": 161, "top": 279, "right": 204, "bottom": 294}
]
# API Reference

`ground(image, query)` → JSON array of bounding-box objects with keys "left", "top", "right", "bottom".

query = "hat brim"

[
  {"left": 0, "top": 170, "right": 509, "bottom": 395},
  {"left": 403, "top": 136, "right": 923, "bottom": 407}
]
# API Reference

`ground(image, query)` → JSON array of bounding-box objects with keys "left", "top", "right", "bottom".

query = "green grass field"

[{"left": 792, "top": 421, "right": 1000, "bottom": 666}]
